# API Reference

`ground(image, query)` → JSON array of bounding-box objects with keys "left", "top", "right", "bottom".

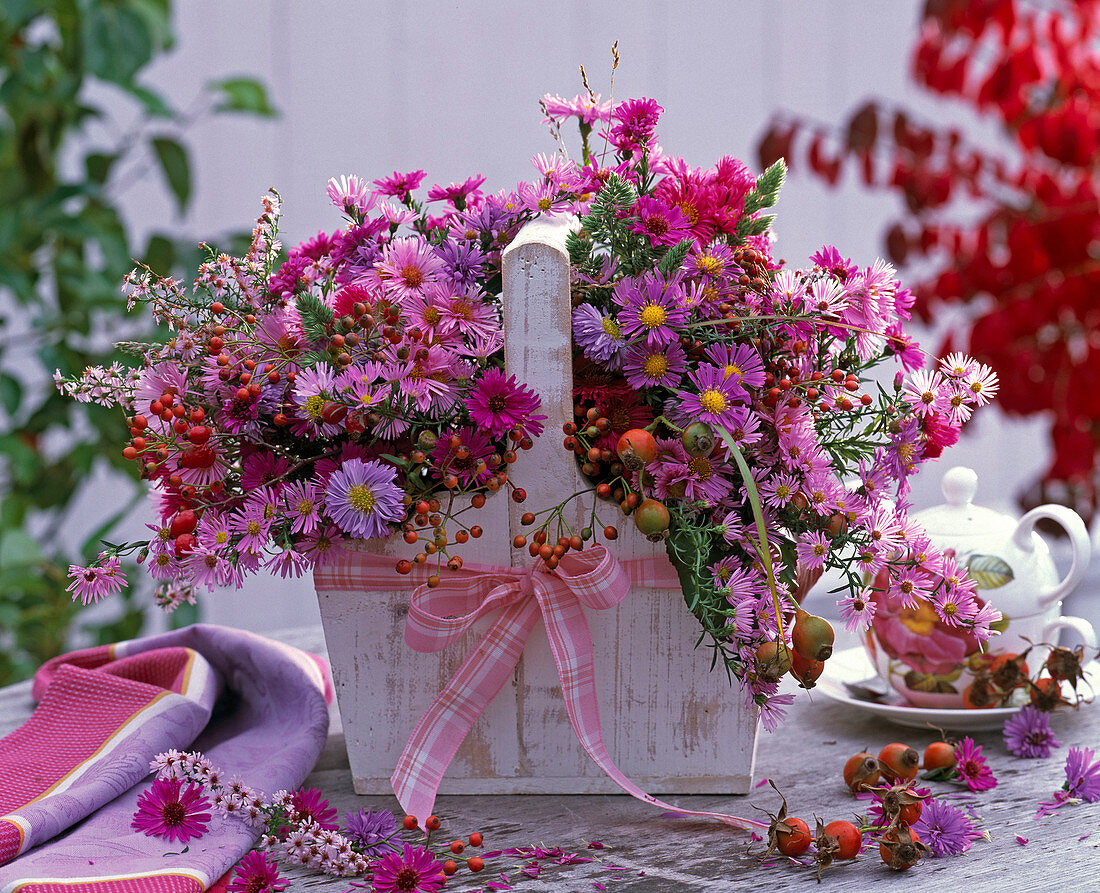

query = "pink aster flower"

[
  {"left": 541, "top": 92, "right": 612, "bottom": 126},
  {"left": 1003, "top": 706, "right": 1062, "bottom": 759},
  {"left": 284, "top": 479, "right": 323, "bottom": 535},
  {"left": 902, "top": 368, "right": 950, "bottom": 417},
  {"left": 371, "top": 843, "right": 446, "bottom": 893},
  {"left": 465, "top": 368, "right": 546, "bottom": 439},
  {"left": 607, "top": 97, "right": 663, "bottom": 155},
  {"left": 837, "top": 589, "right": 877, "bottom": 632},
  {"left": 326, "top": 174, "right": 376, "bottom": 218},
  {"left": 676, "top": 364, "right": 750, "bottom": 433},
  {"left": 66, "top": 554, "right": 127, "bottom": 605},
  {"left": 228, "top": 504, "right": 272, "bottom": 552},
  {"left": 517, "top": 179, "right": 570, "bottom": 216},
  {"left": 372, "top": 169, "right": 426, "bottom": 201},
  {"left": 953, "top": 737, "right": 997, "bottom": 792},
  {"left": 652, "top": 438, "right": 736, "bottom": 503},
  {"left": 795, "top": 531, "right": 831, "bottom": 572},
  {"left": 376, "top": 237, "right": 443, "bottom": 301},
  {"left": 426, "top": 175, "right": 486, "bottom": 208},
  {"left": 323, "top": 459, "right": 405, "bottom": 540},
  {"left": 131, "top": 777, "right": 211, "bottom": 843},
  {"left": 265, "top": 546, "right": 310, "bottom": 579},
  {"left": 964, "top": 362, "right": 999, "bottom": 406},
  {"left": 629, "top": 195, "right": 692, "bottom": 247},
  {"left": 227, "top": 850, "right": 285, "bottom": 893}
]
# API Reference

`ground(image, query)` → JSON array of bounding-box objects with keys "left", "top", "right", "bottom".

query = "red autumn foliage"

[{"left": 758, "top": 0, "right": 1100, "bottom": 522}]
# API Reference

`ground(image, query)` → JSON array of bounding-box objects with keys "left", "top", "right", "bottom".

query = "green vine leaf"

[{"left": 965, "top": 554, "right": 1014, "bottom": 589}]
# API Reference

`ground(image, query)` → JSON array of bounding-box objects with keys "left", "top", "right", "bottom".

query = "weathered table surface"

[{"left": 2, "top": 626, "right": 1097, "bottom": 891}]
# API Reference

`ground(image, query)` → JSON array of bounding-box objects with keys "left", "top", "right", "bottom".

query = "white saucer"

[{"left": 814, "top": 647, "right": 1098, "bottom": 732}]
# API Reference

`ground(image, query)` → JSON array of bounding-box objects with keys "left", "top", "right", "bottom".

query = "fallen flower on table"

[
  {"left": 911, "top": 799, "right": 983, "bottom": 857},
  {"left": 1003, "top": 706, "right": 1062, "bottom": 759},
  {"left": 130, "top": 777, "right": 211, "bottom": 844},
  {"left": 227, "top": 850, "right": 286, "bottom": 893},
  {"left": 952, "top": 737, "right": 997, "bottom": 793},
  {"left": 1036, "top": 746, "right": 1100, "bottom": 819},
  {"left": 370, "top": 844, "right": 446, "bottom": 893}
]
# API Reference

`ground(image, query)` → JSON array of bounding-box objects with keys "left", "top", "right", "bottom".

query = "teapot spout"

[{"left": 1012, "top": 504, "right": 1092, "bottom": 608}]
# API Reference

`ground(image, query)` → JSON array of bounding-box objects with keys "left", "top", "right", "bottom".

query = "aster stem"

[{"left": 715, "top": 428, "right": 788, "bottom": 647}]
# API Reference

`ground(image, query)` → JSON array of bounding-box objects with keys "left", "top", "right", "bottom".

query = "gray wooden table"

[{"left": 2, "top": 627, "right": 1097, "bottom": 891}]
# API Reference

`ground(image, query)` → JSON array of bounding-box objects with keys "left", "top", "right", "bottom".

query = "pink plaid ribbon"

[{"left": 369, "top": 546, "right": 763, "bottom": 831}]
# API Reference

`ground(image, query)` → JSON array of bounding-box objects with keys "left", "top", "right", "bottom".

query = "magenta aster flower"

[
  {"left": 370, "top": 843, "right": 446, "bottom": 893},
  {"left": 324, "top": 459, "right": 405, "bottom": 541},
  {"left": 912, "top": 799, "right": 981, "bottom": 857},
  {"left": 131, "top": 777, "right": 211, "bottom": 843},
  {"left": 465, "top": 368, "right": 546, "bottom": 439},
  {"left": 837, "top": 589, "right": 877, "bottom": 632},
  {"left": 426, "top": 175, "right": 486, "bottom": 207},
  {"left": 652, "top": 438, "right": 735, "bottom": 503},
  {"left": 372, "top": 168, "right": 426, "bottom": 201},
  {"left": 675, "top": 364, "right": 750, "bottom": 433},
  {"left": 608, "top": 97, "right": 663, "bottom": 154},
  {"left": 704, "top": 342, "right": 765, "bottom": 391},
  {"left": 430, "top": 426, "right": 495, "bottom": 488},
  {"left": 629, "top": 195, "right": 692, "bottom": 247},
  {"left": 1003, "top": 706, "right": 1062, "bottom": 759},
  {"left": 614, "top": 274, "right": 688, "bottom": 348},
  {"left": 284, "top": 479, "right": 323, "bottom": 535},
  {"left": 227, "top": 850, "right": 286, "bottom": 893},
  {"left": 289, "top": 787, "right": 339, "bottom": 830},
  {"left": 953, "top": 737, "right": 997, "bottom": 792}
]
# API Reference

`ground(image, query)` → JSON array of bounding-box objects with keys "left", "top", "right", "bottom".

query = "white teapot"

[{"left": 865, "top": 466, "right": 1097, "bottom": 708}]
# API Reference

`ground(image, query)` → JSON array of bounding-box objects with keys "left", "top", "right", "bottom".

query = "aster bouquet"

[
  {"left": 530, "top": 92, "right": 1004, "bottom": 723},
  {"left": 56, "top": 178, "right": 549, "bottom": 608}
]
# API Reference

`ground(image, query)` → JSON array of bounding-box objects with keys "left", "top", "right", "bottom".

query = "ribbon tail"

[
  {"left": 536, "top": 584, "right": 767, "bottom": 832},
  {"left": 391, "top": 598, "right": 541, "bottom": 819}
]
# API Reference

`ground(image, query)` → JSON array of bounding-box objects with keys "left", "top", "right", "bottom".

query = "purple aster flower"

[
  {"left": 837, "top": 589, "right": 877, "bottom": 632},
  {"left": 703, "top": 342, "right": 766, "bottom": 391},
  {"left": 912, "top": 799, "right": 982, "bottom": 857},
  {"left": 343, "top": 807, "right": 398, "bottom": 857},
  {"left": 614, "top": 273, "right": 688, "bottom": 348},
  {"left": 621, "top": 339, "right": 687, "bottom": 390},
  {"left": 675, "top": 363, "right": 749, "bottom": 433},
  {"left": 371, "top": 843, "right": 446, "bottom": 893},
  {"left": 572, "top": 303, "right": 626, "bottom": 367},
  {"left": 629, "top": 195, "right": 692, "bottom": 247},
  {"left": 131, "top": 777, "right": 211, "bottom": 843},
  {"left": 372, "top": 168, "right": 426, "bottom": 201},
  {"left": 434, "top": 239, "right": 487, "bottom": 289},
  {"left": 465, "top": 368, "right": 546, "bottom": 439},
  {"left": 651, "top": 438, "right": 736, "bottom": 503},
  {"left": 953, "top": 737, "right": 997, "bottom": 792},
  {"left": 323, "top": 459, "right": 405, "bottom": 540},
  {"left": 1003, "top": 706, "right": 1062, "bottom": 759},
  {"left": 284, "top": 479, "right": 323, "bottom": 535},
  {"left": 227, "top": 850, "right": 286, "bottom": 893},
  {"left": 1065, "top": 746, "right": 1100, "bottom": 802}
]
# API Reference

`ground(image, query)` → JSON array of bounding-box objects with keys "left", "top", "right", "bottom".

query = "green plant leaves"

[
  {"left": 152, "top": 137, "right": 191, "bottom": 213},
  {"left": 965, "top": 554, "right": 1015, "bottom": 589},
  {"left": 209, "top": 77, "right": 277, "bottom": 117},
  {"left": 82, "top": 3, "right": 154, "bottom": 86},
  {"left": 0, "top": 372, "right": 21, "bottom": 416}
]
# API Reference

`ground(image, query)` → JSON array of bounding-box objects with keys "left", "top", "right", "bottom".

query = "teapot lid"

[{"left": 912, "top": 466, "right": 1017, "bottom": 537}]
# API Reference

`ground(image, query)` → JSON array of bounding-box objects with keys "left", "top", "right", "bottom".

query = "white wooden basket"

[{"left": 313, "top": 216, "right": 759, "bottom": 796}]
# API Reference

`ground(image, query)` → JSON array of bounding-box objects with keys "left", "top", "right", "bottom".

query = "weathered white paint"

[{"left": 315, "top": 217, "right": 758, "bottom": 795}]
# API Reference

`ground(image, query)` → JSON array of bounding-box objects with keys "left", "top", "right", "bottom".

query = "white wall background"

[{"left": 74, "top": 0, "right": 1094, "bottom": 636}]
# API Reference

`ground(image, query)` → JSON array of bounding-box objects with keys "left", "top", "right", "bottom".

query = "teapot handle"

[
  {"left": 1011, "top": 504, "right": 1092, "bottom": 608},
  {"left": 1041, "top": 615, "right": 1098, "bottom": 650}
]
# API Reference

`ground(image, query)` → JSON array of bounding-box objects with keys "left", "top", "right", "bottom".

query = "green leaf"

[
  {"left": 84, "top": 152, "right": 119, "bottom": 185},
  {"left": 208, "top": 77, "right": 277, "bottom": 117},
  {"left": 966, "top": 554, "right": 1015, "bottom": 589},
  {"left": 126, "top": 84, "right": 174, "bottom": 118},
  {"left": 0, "top": 528, "right": 42, "bottom": 569},
  {"left": 82, "top": 3, "right": 154, "bottom": 85},
  {"left": 657, "top": 237, "right": 694, "bottom": 276},
  {"left": 152, "top": 137, "right": 191, "bottom": 213},
  {"left": 0, "top": 373, "right": 21, "bottom": 416}
]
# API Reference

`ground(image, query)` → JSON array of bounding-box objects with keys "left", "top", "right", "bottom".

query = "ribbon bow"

[{"left": 389, "top": 545, "right": 761, "bottom": 831}]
